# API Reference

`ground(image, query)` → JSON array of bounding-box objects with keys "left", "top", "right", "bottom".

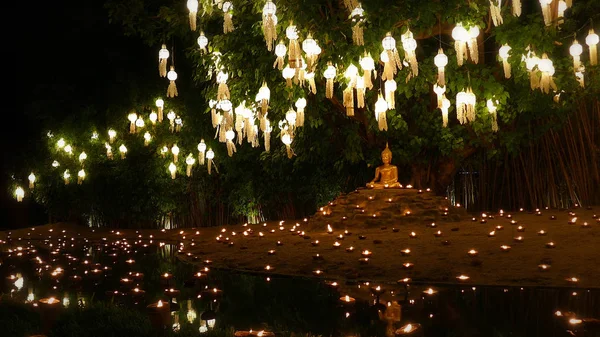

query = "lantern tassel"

[
  {"left": 352, "top": 24, "right": 364, "bottom": 46},
  {"left": 467, "top": 38, "right": 479, "bottom": 64},
  {"left": 489, "top": 1, "right": 503, "bottom": 26},
  {"left": 273, "top": 55, "right": 285, "bottom": 70},
  {"left": 378, "top": 111, "right": 388, "bottom": 131},
  {"left": 326, "top": 79, "right": 334, "bottom": 99},
  {"left": 296, "top": 108, "right": 305, "bottom": 127},
  {"left": 590, "top": 44, "right": 598, "bottom": 66},
  {"left": 455, "top": 41, "right": 466, "bottom": 66},
  {"left": 307, "top": 74, "right": 317, "bottom": 94},
  {"left": 343, "top": 87, "right": 354, "bottom": 116},
  {"left": 263, "top": 14, "right": 277, "bottom": 51},
  {"left": 264, "top": 129, "right": 271, "bottom": 152},
  {"left": 512, "top": 0, "right": 521, "bottom": 16},
  {"left": 217, "top": 83, "right": 230, "bottom": 101},
  {"left": 167, "top": 80, "right": 178, "bottom": 98},
  {"left": 491, "top": 111, "right": 499, "bottom": 132},
  {"left": 157, "top": 106, "right": 163, "bottom": 122},
  {"left": 226, "top": 139, "right": 236, "bottom": 157},
  {"left": 503, "top": 59, "right": 511, "bottom": 79},
  {"left": 286, "top": 145, "right": 293, "bottom": 159},
  {"left": 189, "top": 12, "right": 197, "bottom": 31},
  {"left": 224, "top": 13, "right": 234, "bottom": 33},
  {"left": 199, "top": 152, "right": 205, "bottom": 165},
  {"left": 159, "top": 59, "right": 167, "bottom": 78}
]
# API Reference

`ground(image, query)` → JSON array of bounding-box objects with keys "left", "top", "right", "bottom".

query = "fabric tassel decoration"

[
  {"left": 489, "top": 0, "right": 503, "bottom": 26},
  {"left": 158, "top": 45, "right": 169, "bottom": 77},
  {"left": 539, "top": 0, "right": 552, "bottom": 26},
  {"left": 301, "top": 35, "right": 321, "bottom": 72},
  {"left": 499, "top": 44, "right": 512, "bottom": 79},
  {"left": 262, "top": 1, "right": 277, "bottom": 51},
  {"left": 264, "top": 120, "right": 272, "bottom": 152},
  {"left": 401, "top": 30, "right": 419, "bottom": 77},
  {"left": 323, "top": 63, "right": 337, "bottom": 99},
  {"left": 538, "top": 53, "right": 557, "bottom": 94},
  {"left": 286, "top": 23, "right": 302, "bottom": 69},
  {"left": 343, "top": 0, "right": 359, "bottom": 10},
  {"left": 223, "top": 2, "right": 234, "bottom": 33},
  {"left": 350, "top": 5, "right": 365, "bottom": 46},
  {"left": 456, "top": 87, "right": 476, "bottom": 124},
  {"left": 467, "top": 26, "right": 480, "bottom": 64},
  {"left": 273, "top": 41, "right": 287, "bottom": 70},
  {"left": 169, "top": 162, "right": 177, "bottom": 179},
  {"left": 282, "top": 65, "right": 294, "bottom": 87},
  {"left": 256, "top": 82, "right": 270, "bottom": 119},
  {"left": 105, "top": 143, "right": 113, "bottom": 159},
  {"left": 434, "top": 48, "right": 448, "bottom": 86},
  {"left": 216, "top": 72, "right": 230, "bottom": 100},
  {"left": 128, "top": 112, "right": 137, "bottom": 134},
  {"left": 280, "top": 127, "right": 293, "bottom": 159},
  {"left": 77, "top": 170, "right": 85, "bottom": 185},
  {"left": 512, "top": 0, "right": 521, "bottom": 16},
  {"left": 305, "top": 72, "right": 317, "bottom": 94},
  {"left": 381, "top": 33, "right": 402, "bottom": 81},
  {"left": 343, "top": 87, "right": 355, "bottom": 116},
  {"left": 525, "top": 51, "right": 540, "bottom": 90},
  {"left": 575, "top": 67, "right": 585, "bottom": 88},
  {"left": 167, "top": 66, "right": 178, "bottom": 98},
  {"left": 360, "top": 53, "right": 375, "bottom": 90},
  {"left": 356, "top": 77, "right": 365, "bottom": 108},
  {"left": 206, "top": 149, "right": 215, "bottom": 175},
  {"left": 171, "top": 144, "right": 179, "bottom": 163},
  {"left": 441, "top": 96, "right": 450, "bottom": 127},
  {"left": 433, "top": 84, "right": 446, "bottom": 109},
  {"left": 569, "top": 39, "right": 582, "bottom": 70},
  {"left": 384, "top": 80, "right": 396, "bottom": 109},
  {"left": 187, "top": 0, "right": 198, "bottom": 31},
  {"left": 452, "top": 24, "right": 469, "bottom": 66},
  {"left": 225, "top": 129, "right": 236, "bottom": 157}
]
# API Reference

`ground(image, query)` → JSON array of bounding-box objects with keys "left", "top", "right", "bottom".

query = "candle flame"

[
  {"left": 48, "top": 297, "right": 57, "bottom": 304},
  {"left": 345, "top": 295, "right": 351, "bottom": 302},
  {"left": 403, "top": 324, "right": 413, "bottom": 332},
  {"left": 327, "top": 224, "right": 333, "bottom": 232}
]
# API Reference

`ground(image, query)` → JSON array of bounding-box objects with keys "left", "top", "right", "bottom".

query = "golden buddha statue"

[{"left": 366, "top": 143, "right": 402, "bottom": 189}]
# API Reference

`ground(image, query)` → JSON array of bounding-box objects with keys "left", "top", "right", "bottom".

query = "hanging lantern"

[
  {"left": 175, "top": 116, "right": 183, "bottom": 132},
  {"left": 570, "top": 39, "right": 583, "bottom": 70},
  {"left": 222, "top": 2, "right": 234, "bottom": 33},
  {"left": 197, "top": 31, "right": 208, "bottom": 53},
  {"left": 557, "top": 1, "right": 568, "bottom": 25},
  {"left": 127, "top": 112, "right": 137, "bottom": 133},
  {"left": 575, "top": 65, "right": 585, "bottom": 88},
  {"left": 285, "top": 108, "right": 297, "bottom": 129},
  {"left": 57, "top": 138, "right": 66, "bottom": 148},
  {"left": 185, "top": 154, "right": 196, "bottom": 177},
  {"left": 356, "top": 77, "right": 365, "bottom": 108},
  {"left": 539, "top": 0, "right": 552, "bottom": 26},
  {"left": 487, "top": 99, "right": 499, "bottom": 132},
  {"left": 434, "top": 48, "right": 448, "bottom": 86},
  {"left": 262, "top": 0, "right": 277, "bottom": 51},
  {"left": 52, "top": 160, "right": 60, "bottom": 168},
  {"left": 28, "top": 173, "right": 36, "bottom": 189},
  {"left": 452, "top": 23, "right": 469, "bottom": 66},
  {"left": 216, "top": 71, "right": 230, "bottom": 100},
  {"left": 374, "top": 94, "right": 388, "bottom": 131},
  {"left": 305, "top": 72, "right": 317, "bottom": 94},
  {"left": 384, "top": 80, "right": 397, "bottom": 109},
  {"left": 169, "top": 162, "right": 177, "bottom": 179},
  {"left": 490, "top": 0, "right": 503, "bottom": 26},
  {"left": 282, "top": 65, "right": 295, "bottom": 87},
  {"left": 158, "top": 45, "right": 169, "bottom": 77},
  {"left": 15, "top": 186, "right": 25, "bottom": 202},
  {"left": 264, "top": 120, "right": 272, "bottom": 152},
  {"left": 206, "top": 149, "right": 215, "bottom": 175},
  {"left": 78, "top": 151, "right": 87, "bottom": 163},
  {"left": 136, "top": 117, "right": 145, "bottom": 131},
  {"left": 155, "top": 98, "right": 164, "bottom": 122},
  {"left": 105, "top": 143, "right": 113, "bottom": 159},
  {"left": 119, "top": 144, "right": 127, "bottom": 159},
  {"left": 167, "top": 66, "right": 179, "bottom": 98},
  {"left": 360, "top": 53, "right": 375, "bottom": 90},
  {"left": 197, "top": 140, "right": 206, "bottom": 165},
  {"left": 256, "top": 82, "right": 270, "bottom": 118},
  {"left": 142, "top": 132, "right": 151, "bottom": 146},
  {"left": 302, "top": 34, "right": 320, "bottom": 71},
  {"left": 187, "top": 0, "right": 199, "bottom": 31},
  {"left": 538, "top": 53, "right": 557, "bottom": 94},
  {"left": 295, "top": 98, "right": 307, "bottom": 127},
  {"left": 499, "top": 44, "right": 512, "bottom": 78},
  {"left": 280, "top": 126, "right": 293, "bottom": 159},
  {"left": 63, "top": 170, "right": 71, "bottom": 185},
  {"left": 512, "top": 0, "right": 522, "bottom": 16},
  {"left": 401, "top": 29, "right": 418, "bottom": 77},
  {"left": 525, "top": 51, "right": 540, "bottom": 90},
  {"left": 225, "top": 129, "right": 236, "bottom": 157},
  {"left": 77, "top": 169, "right": 86, "bottom": 185},
  {"left": 286, "top": 23, "right": 302, "bottom": 69},
  {"left": 273, "top": 40, "right": 287, "bottom": 70},
  {"left": 161, "top": 146, "right": 169, "bottom": 158},
  {"left": 167, "top": 110, "right": 176, "bottom": 132},
  {"left": 441, "top": 96, "right": 451, "bottom": 127},
  {"left": 350, "top": 5, "right": 365, "bottom": 46},
  {"left": 234, "top": 103, "right": 245, "bottom": 144},
  {"left": 381, "top": 32, "right": 402, "bottom": 80},
  {"left": 171, "top": 144, "right": 180, "bottom": 163},
  {"left": 149, "top": 111, "right": 158, "bottom": 124},
  {"left": 64, "top": 144, "right": 73, "bottom": 155},
  {"left": 343, "top": 64, "right": 358, "bottom": 116},
  {"left": 323, "top": 62, "right": 337, "bottom": 99},
  {"left": 433, "top": 84, "right": 446, "bottom": 108},
  {"left": 456, "top": 87, "right": 476, "bottom": 124},
  {"left": 586, "top": 29, "right": 599, "bottom": 65}
]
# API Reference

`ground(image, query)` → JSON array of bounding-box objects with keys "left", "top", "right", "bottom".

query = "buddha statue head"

[{"left": 381, "top": 143, "right": 392, "bottom": 164}]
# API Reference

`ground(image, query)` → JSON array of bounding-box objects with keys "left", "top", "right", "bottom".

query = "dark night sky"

[{"left": 2, "top": 0, "right": 156, "bottom": 228}]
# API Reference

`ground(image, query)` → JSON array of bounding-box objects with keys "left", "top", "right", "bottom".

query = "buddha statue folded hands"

[{"left": 367, "top": 143, "right": 402, "bottom": 189}]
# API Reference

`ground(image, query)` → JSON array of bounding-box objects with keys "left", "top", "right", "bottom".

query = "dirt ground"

[{"left": 1, "top": 207, "right": 598, "bottom": 291}]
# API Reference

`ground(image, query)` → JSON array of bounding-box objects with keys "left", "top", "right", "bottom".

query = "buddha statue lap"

[{"left": 366, "top": 143, "right": 402, "bottom": 189}]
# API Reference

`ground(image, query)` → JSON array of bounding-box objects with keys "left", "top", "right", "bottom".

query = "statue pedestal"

[{"left": 308, "top": 187, "right": 466, "bottom": 231}]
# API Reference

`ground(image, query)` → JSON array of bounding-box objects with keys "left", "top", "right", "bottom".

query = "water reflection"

[{"left": 1, "top": 239, "right": 598, "bottom": 337}]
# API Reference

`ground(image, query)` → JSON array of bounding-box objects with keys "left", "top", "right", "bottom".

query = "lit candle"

[
  {"left": 495, "top": 225, "right": 504, "bottom": 230},
  {"left": 467, "top": 249, "right": 478, "bottom": 257},
  {"left": 434, "top": 230, "right": 442, "bottom": 237},
  {"left": 339, "top": 295, "right": 356, "bottom": 304},
  {"left": 401, "top": 249, "right": 411, "bottom": 256},
  {"left": 361, "top": 250, "right": 372, "bottom": 257},
  {"left": 566, "top": 277, "right": 579, "bottom": 283},
  {"left": 456, "top": 275, "right": 470, "bottom": 281},
  {"left": 513, "top": 236, "right": 524, "bottom": 243},
  {"left": 402, "top": 262, "right": 414, "bottom": 269},
  {"left": 517, "top": 226, "right": 525, "bottom": 232},
  {"left": 546, "top": 242, "right": 556, "bottom": 248},
  {"left": 409, "top": 232, "right": 417, "bottom": 238},
  {"left": 333, "top": 241, "right": 341, "bottom": 247},
  {"left": 312, "top": 269, "right": 323, "bottom": 276},
  {"left": 488, "top": 231, "right": 496, "bottom": 237},
  {"left": 346, "top": 246, "right": 354, "bottom": 252},
  {"left": 268, "top": 250, "right": 276, "bottom": 255},
  {"left": 538, "top": 264, "right": 550, "bottom": 271},
  {"left": 423, "top": 288, "right": 437, "bottom": 295},
  {"left": 311, "top": 240, "right": 319, "bottom": 246},
  {"left": 538, "top": 230, "right": 547, "bottom": 236},
  {"left": 395, "top": 323, "right": 422, "bottom": 335},
  {"left": 500, "top": 245, "right": 511, "bottom": 251}
]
